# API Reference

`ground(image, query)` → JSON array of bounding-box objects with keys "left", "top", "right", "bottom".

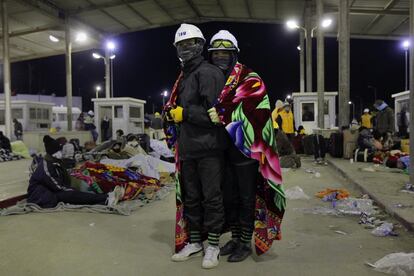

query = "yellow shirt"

[
  {"left": 278, "top": 110, "right": 294, "bottom": 134},
  {"left": 361, "top": 114, "right": 372, "bottom": 129}
]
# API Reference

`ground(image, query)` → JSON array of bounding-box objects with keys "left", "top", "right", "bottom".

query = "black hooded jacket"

[{"left": 176, "top": 55, "right": 227, "bottom": 160}]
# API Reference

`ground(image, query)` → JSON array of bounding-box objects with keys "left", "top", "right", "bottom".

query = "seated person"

[
  {"left": 358, "top": 127, "right": 378, "bottom": 152},
  {"left": 27, "top": 135, "right": 124, "bottom": 208},
  {"left": 297, "top": 125, "right": 306, "bottom": 135},
  {"left": 123, "top": 135, "right": 147, "bottom": 157},
  {"left": 57, "top": 137, "right": 76, "bottom": 168},
  {"left": 275, "top": 128, "right": 301, "bottom": 168},
  {"left": 0, "top": 131, "right": 11, "bottom": 152},
  {"left": 106, "top": 141, "right": 130, "bottom": 160}
]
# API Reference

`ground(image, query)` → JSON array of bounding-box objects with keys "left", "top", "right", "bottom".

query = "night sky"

[{"left": 6, "top": 21, "right": 408, "bottom": 114}]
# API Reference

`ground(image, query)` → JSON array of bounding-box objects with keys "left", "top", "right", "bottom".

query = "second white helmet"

[
  {"left": 174, "top": 23, "right": 205, "bottom": 46},
  {"left": 208, "top": 30, "right": 239, "bottom": 52}
]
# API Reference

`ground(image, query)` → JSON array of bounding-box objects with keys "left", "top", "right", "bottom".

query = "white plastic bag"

[
  {"left": 370, "top": 252, "right": 414, "bottom": 275},
  {"left": 371, "top": 222, "right": 395, "bottom": 237},
  {"left": 334, "top": 198, "right": 378, "bottom": 216},
  {"left": 285, "top": 186, "right": 310, "bottom": 200}
]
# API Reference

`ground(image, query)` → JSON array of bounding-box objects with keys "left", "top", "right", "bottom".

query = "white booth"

[
  {"left": 0, "top": 100, "right": 53, "bottom": 134},
  {"left": 391, "top": 90, "right": 410, "bottom": 132},
  {"left": 292, "top": 92, "right": 338, "bottom": 133},
  {"left": 92, "top": 97, "right": 146, "bottom": 141},
  {"left": 52, "top": 106, "right": 82, "bottom": 131}
]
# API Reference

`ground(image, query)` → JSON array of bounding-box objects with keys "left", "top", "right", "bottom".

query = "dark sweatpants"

[
  {"left": 56, "top": 191, "right": 107, "bottom": 205},
  {"left": 181, "top": 155, "right": 225, "bottom": 234},
  {"left": 223, "top": 156, "right": 258, "bottom": 232}
]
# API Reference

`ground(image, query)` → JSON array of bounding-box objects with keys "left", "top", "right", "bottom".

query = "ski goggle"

[{"left": 210, "top": 40, "right": 235, "bottom": 49}]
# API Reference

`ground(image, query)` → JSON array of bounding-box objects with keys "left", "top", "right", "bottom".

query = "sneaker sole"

[
  {"left": 202, "top": 260, "right": 219, "bottom": 269},
  {"left": 171, "top": 250, "right": 203, "bottom": 262}
]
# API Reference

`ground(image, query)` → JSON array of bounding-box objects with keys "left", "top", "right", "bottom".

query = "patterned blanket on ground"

[
  {"left": 165, "top": 64, "right": 286, "bottom": 255},
  {"left": 71, "top": 162, "right": 161, "bottom": 201}
]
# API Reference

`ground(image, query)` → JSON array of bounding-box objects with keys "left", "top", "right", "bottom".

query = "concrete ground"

[
  {"left": 329, "top": 157, "right": 414, "bottom": 231},
  {"left": 0, "top": 159, "right": 31, "bottom": 201},
  {"left": 1, "top": 158, "right": 414, "bottom": 276}
]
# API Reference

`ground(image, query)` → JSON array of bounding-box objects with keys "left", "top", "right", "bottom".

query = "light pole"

[
  {"left": 95, "top": 85, "right": 101, "bottom": 98},
  {"left": 402, "top": 40, "right": 410, "bottom": 91},
  {"left": 161, "top": 90, "right": 168, "bottom": 106},
  {"left": 92, "top": 41, "right": 116, "bottom": 98},
  {"left": 348, "top": 101, "right": 355, "bottom": 120}
]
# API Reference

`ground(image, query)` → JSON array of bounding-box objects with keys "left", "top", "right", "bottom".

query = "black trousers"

[
  {"left": 181, "top": 155, "right": 225, "bottom": 234},
  {"left": 223, "top": 145, "right": 258, "bottom": 232},
  {"left": 56, "top": 191, "right": 107, "bottom": 205}
]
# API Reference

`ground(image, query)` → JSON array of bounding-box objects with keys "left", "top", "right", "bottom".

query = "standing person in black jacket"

[
  {"left": 27, "top": 135, "right": 124, "bottom": 208},
  {"left": 13, "top": 118, "right": 23, "bottom": 140},
  {"left": 168, "top": 23, "right": 226, "bottom": 269}
]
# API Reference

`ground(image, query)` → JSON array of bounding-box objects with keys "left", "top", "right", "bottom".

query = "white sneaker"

[
  {"left": 202, "top": 245, "right": 220, "bottom": 269},
  {"left": 171, "top": 243, "right": 203, "bottom": 262},
  {"left": 107, "top": 186, "right": 125, "bottom": 207}
]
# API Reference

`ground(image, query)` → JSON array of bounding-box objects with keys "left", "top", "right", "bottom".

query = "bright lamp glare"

[
  {"left": 106, "top": 41, "right": 116, "bottom": 50},
  {"left": 109, "top": 54, "right": 116, "bottom": 59},
  {"left": 286, "top": 20, "right": 299, "bottom": 30},
  {"left": 49, "top": 35, "right": 59, "bottom": 42},
  {"left": 96, "top": 86, "right": 101, "bottom": 91},
  {"left": 402, "top": 40, "right": 410, "bottom": 50},
  {"left": 162, "top": 91, "right": 168, "bottom": 97},
  {"left": 75, "top": 32, "right": 87, "bottom": 42},
  {"left": 287, "top": 95, "right": 292, "bottom": 99},
  {"left": 348, "top": 101, "right": 352, "bottom": 105},
  {"left": 321, "top": 18, "right": 332, "bottom": 28},
  {"left": 92, "top": 53, "right": 102, "bottom": 59},
  {"left": 297, "top": 46, "right": 301, "bottom": 51}
]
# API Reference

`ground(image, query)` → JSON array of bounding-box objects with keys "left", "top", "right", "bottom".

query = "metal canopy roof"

[{"left": 1, "top": 0, "right": 411, "bottom": 63}]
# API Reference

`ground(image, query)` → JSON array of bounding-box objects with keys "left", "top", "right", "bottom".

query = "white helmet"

[
  {"left": 174, "top": 23, "right": 205, "bottom": 46},
  {"left": 364, "top": 108, "right": 369, "bottom": 113},
  {"left": 87, "top": 110, "right": 94, "bottom": 116},
  {"left": 208, "top": 30, "right": 239, "bottom": 52}
]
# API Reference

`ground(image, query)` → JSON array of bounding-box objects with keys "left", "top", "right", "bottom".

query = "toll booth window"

[
  {"left": 36, "top": 109, "right": 42, "bottom": 120},
  {"left": 302, "top": 103, "right": 315, "bottom": 122},
  {"left": 30, "top": 108, "right": 36, "bottom": 119},
  {"left": 12, "top": 108, "right": 23, "bottom": 119},
  {"left": 58, "top": 114, "right": 67, "bottom": 121},
  {"left": 324, "top": 100, "right": 329, "bottom": 115},
  {"left": 38, "top": 123, "right": 49, "bottom": 129},
  {"left": 115, "top": 106, "right": 123, "bottom": 118},
  {"left": 53, "top": 113, "right": 57, "bottom": 121},
  {"left": 42, "top": 109, "right": 49, "bottom": 120},
  {"left": 129, "top": 107, "right": 141, "bottom": 118},
  {"left": 0, "top": 110, "right": 4, "bottom": 124}
]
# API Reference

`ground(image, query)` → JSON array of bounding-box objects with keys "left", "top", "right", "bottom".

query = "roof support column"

[
  {"left": 409, "top": 0, "right": 414, "bottom": 186},
  {"left": 305, "top": 0, "right": 313, "bottom": 92},
  {"left": 65, "top": 19, "right": 73, "bottom": 131},
  {"left": 2, "top": 0, "right": 11, "bottom": 139},
  {"left": 299, "top": 30, "right": 305, "bottom": 93},
  {"left": 338, "top": 0, "right": 350, "bottom": 128},
  {"left": 316, "top": 0, "right": 325, "bottom": 128}
]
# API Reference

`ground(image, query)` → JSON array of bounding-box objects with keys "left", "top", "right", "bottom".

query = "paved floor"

[
  {"left": 1, "top": 158, "right": 414, "bottom": 276},
  {"left": 0, "top": 159, "right": 31, "bottom": 201},
  {"left": 329, "top": 157, "right": 414, "bottom": 230}
]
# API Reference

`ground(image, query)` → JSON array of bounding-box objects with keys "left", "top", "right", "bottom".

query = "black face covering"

[
  {"left": 211, "top": 54, "right": 233, "bottom": 71},
  {"left": 176, "top": 41, "right": 203, "bottom": 64}
]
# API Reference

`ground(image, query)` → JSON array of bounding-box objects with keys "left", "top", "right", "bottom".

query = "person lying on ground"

[{"left": 27, "top": 135, "right": 124, "bottom": 208}]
